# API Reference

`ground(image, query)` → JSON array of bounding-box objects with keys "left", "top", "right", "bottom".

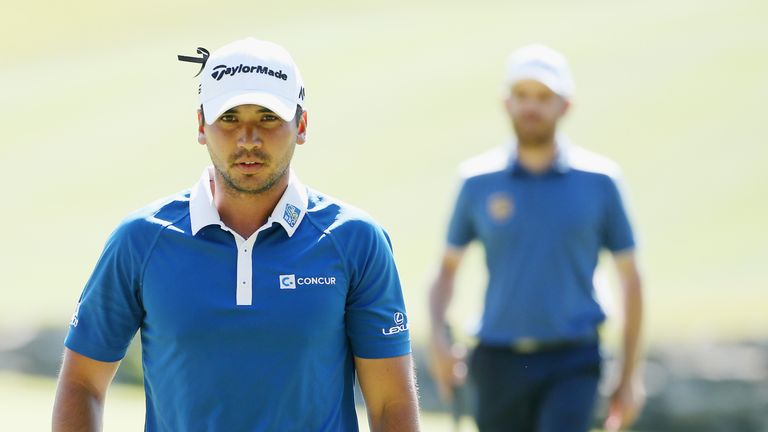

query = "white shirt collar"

[
  {"left": 507, "top": 133, "right": 573, "bottom": 173},
  {"left": 189, "top": 167, "right": 309, "bottom": 237}
]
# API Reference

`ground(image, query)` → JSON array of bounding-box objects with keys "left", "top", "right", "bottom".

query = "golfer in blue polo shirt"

[
  {"left": 53, "top": 38, "right": 420, "bottom": 432},
  {"left": 428, "top": 45, "right": 645, "bottom": 432}
]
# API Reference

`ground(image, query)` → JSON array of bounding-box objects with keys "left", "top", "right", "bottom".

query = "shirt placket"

[{"left": 220, "top": 227, "right": 258, "bottom": 306}]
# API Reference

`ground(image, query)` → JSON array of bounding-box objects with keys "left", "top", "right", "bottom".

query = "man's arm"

[
  {"left": 427, "top": 246, "right": 466, "bottom": 400},
  {"left": 604, "top": 250, "right": 645, "bottom": 431},
  {"left": 52, "top": 348, "right": 120, "bottom": 432},
  {"left": 355, "top": 354, "right": 420, "bottom": 432}
]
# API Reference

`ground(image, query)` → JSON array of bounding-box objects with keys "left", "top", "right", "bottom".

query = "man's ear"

[
  {"left": 296, "top": 111, "right": 308, "bottom": 145},
  {"left": 197, "top": 110, "right": 206, "bottom": 145},
  {"left": 503, "top": 97, "right": 514, "bottom": 116}
]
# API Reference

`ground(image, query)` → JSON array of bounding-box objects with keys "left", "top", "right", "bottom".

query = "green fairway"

[{"left": 1, "top": 0, "right": 767, "bottom": 428}]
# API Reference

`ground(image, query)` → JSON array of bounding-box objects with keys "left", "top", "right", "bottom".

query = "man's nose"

[
  {"left": 238, "top": 124, "right": 262, "bottom": 148},
  {"left": 519, "top": 99, "right": 540, "bottom": 110}
]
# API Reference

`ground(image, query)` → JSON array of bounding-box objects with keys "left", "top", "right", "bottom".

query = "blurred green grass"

[
  {"left": 1, "top": 0, "right": 767, "bottom": 428},
  {"left": 2, "top": 372, "right": 476, "bottom": 431},
  {"left": 3, "top": 0, "right": 766, "bottom": 344},
  {"left": 3, "top": 372, "right": 627, "bottom": 431},
  {"left": 3, "top": 0, "right": 765, "bottom": 344}
]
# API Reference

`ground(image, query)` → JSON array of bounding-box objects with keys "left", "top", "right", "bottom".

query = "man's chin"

[
  {"left": 514, "top": 124, "right": 554, "bottom": 143},
  {"left": 234, "top": 181, "right": 271, "bottom": 195},
  {"left": 221, "top": 174, "right": 268, "bottom": 195},
  {"left": 517, "top": 133, "right": 553, "bottom": 146}
]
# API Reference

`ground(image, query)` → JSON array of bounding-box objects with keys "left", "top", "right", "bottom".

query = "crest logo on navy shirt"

[
  {"left": 283, "top": 203, "right": 301, "bottom": 227},
  {"left": 487, "top": 192, "right": 514, "bottom": 222}
]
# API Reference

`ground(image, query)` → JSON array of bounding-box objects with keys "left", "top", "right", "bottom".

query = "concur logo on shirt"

[
  {"left": 382, "top": 312, "right": 409, "bottom": 336},
  {"left": 279, "top": 274, "right": 297, "bottom": 289},
  {"left": 279, "top": 274, "right": 337, "bottom": 289}
]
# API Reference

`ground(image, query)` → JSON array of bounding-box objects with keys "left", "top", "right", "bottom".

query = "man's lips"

[
  {"left": 234, "top": 161, "right": 266, "bottom": 171},
  {"left": 521, "top": 113, "right": 544, "bottom": 122}
]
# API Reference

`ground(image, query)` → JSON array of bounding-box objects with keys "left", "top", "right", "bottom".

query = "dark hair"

[{"left": 199, "top": 105, "right": 303, "bottom": 127}]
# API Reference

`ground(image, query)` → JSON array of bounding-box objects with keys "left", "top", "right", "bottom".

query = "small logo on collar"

[{"left": 283, "top": 203, "right": 301, "bottom": 228}]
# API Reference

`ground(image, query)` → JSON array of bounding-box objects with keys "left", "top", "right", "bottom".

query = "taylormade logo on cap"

[
  {"left": 199, "top": 38, "right": 305, "bottom": 124},
  {"left": 210, "top": 64, "right": 288, "bottom": 81}
]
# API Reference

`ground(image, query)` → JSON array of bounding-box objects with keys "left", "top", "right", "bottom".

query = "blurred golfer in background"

[
  {"left": 428, "top": 44, "right": 644, "bottom": 432},
  {"left": 53, "top": 38, "right": 420, "bottom": 432}
]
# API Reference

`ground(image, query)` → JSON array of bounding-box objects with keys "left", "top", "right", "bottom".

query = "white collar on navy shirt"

[
  {"left": 507, "top": 133, "right": 573, "bottom": 174},
  {"left": 189, "top": 166, "right": 309, "bottom": 237}
]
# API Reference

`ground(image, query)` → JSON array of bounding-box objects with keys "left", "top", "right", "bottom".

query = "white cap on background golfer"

[{"left": 505, "top": 44, "right": 574, "bottom": 99}]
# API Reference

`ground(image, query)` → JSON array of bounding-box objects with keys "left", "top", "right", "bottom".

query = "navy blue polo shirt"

[
  {"left": 65, "top": 168, "right": 411, "bottom": 432},
  {"left": 447, "top": 140, "right": 635, "bottom": 346}
]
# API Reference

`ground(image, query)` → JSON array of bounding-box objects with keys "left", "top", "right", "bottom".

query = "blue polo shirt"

[
  {"left": 447, "top": 140, "right": 635, "bottom": 346},
  {"left": 65, "top": 168, "right": 411, "bottom": 432}
]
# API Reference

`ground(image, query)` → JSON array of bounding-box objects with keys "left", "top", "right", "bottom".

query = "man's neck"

[
  {"left": 210, "top": 172, "right": 289, "bottom": 239},
  {"left": 516, "top": 137, "right": 558, "bottom": 174}
]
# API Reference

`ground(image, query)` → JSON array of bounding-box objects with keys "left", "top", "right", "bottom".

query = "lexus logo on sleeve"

[{"left": 382, "top": 312, "right": 409, "bottom": 336}]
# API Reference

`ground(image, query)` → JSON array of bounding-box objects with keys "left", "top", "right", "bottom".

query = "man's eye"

[
  {"left": 219, "top": 114, "right": 237, "bottom": 122},
  {"left": 262, "top": 114, "right": 280, "bottom": 122}
]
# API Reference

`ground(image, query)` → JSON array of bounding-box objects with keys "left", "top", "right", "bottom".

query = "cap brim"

[
  {"left": 203, "top": 90, "right": 296, "bottom": 124},
  {"left": 507, "top": 70, "right": 569, "bottom": 99}
]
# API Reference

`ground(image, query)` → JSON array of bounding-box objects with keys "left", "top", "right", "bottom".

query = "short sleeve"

[
  {"left": 446, "top": 179, "right": 476, "bottom": 247},
  {"left": 602, "top": 175, "right": 636, "bottom": 253},
  {"left": 64, "top": 221, "right": 146, "bottom": 362},
  {"left": 344, "top": 223, "right": 411, "bottom": 359}
]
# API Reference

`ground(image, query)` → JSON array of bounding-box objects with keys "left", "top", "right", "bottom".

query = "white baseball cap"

[
  {"left": 199, "top": 38, "right": 305, "bottom": 124},
  {"left": 505, "top": 44, "right": 574, "bottom": 99}
]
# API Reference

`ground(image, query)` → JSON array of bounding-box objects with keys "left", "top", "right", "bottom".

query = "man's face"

[
  {"left": 505, "top": 79, "right": 569, "bottom": 145},
  {"left": 198, "top": 104, "right": 307, "bottom": 195}
]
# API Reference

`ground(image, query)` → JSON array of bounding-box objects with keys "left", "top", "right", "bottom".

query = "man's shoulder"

[
  {"left": 304, "top": 189, "right": 387, "bottom": 239},
  {"left": 114, "top": 190, "right": 192, "bottom": 239},
  {"left": 457, "top": 146, "right": 511, "bottom": 181},
  {"left": 566, "top": 146, "right": 623, "bottom": 180}
]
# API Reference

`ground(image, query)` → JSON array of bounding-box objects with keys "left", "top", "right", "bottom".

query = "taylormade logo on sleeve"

[{"left": 211, "top": 64, "right": 288, "bottom": 81}]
